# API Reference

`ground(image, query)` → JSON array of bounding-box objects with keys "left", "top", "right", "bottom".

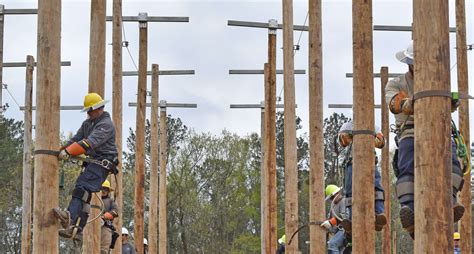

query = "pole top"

[
  {"left": 138, "top": 12, "right": 148, "bottom": 22},
  {"left": 268, "top": 19, "right": 278, "bottom": 28}
]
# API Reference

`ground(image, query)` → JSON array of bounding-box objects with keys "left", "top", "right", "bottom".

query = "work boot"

[
  {"left": 340, "top": 219, "right": 352, "bottom": 233},
  {"left": 59, "top": 226, "right": 82, "bottom": 241},
  {"left": 399, "top": 206, "right": 415, "bottom": 239},
  {"left": 375, "top": 213, "right": 387, "bottom": 231},
  {"left": 453, "top": 202, "right": 465, "bottom": 223},
  {"left": 53, "top": 208, "right": 70, "bottom": 229}
]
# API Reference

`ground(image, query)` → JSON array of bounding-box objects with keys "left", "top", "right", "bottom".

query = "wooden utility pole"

[
  {"left": 134, "top": 13, "right": 149, "bottom": 254},
  {"left": 111, "top": 0, "right": 123, "bottom": 252},
  {"left": 159, "top": 102, "right": 168, "bottom": 254},
  {"left": 83, "top": 1, "right": 107, "bottom": 252},
  {"left": 20, "top": 55, "right": 34, "bottom": 254},
  {"left": 413, "top": 0, "right": 452, "bottom": 252},
  {"left": 380, "top": 66, "right": 391, "bottom": 254},
  {"left": 32, "top": 0, "right": 61, "bottom": 252},
  {"left": 352, "top": 0, "right": 375, "bottom": 252},
  {"left": 107, "top": 14, "right": 188, "bottom": 252},
  {"left": 149, "top": 64, "right": 160, "bottom": 254},
  {"left": 456, "top": 1, "right": 471, "bottom": 253},
  {"left": 308, "top": 0, "right": 325, "bottom": 252},
  {"left": 282, "top": 0, "right": 299, "bottom": 251},
  {"left": 0, "top": 5, "right": 37, "bottom": 117}
]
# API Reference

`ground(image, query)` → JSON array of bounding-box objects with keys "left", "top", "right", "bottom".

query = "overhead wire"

[
  {"left": 3, "top": 84, "right": 21, "bottom": 109},
  {"left": 277, "top": 11, "right": 309, "bottom": 102},
  {"left": 122, "top": 22, "right": 139, "bottom": 71}
]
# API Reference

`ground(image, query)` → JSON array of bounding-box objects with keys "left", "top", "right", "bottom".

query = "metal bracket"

[
  {"left": 0, "top": 5, "right": 4, "bottom": 15},
  {"left": 138, "top": 12, "right": 148, "bottom": 28},
  {"left": 268, "top": 19, "right": 278, "bottom": 34}
]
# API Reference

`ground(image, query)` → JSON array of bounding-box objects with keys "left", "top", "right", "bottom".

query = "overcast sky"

[{"left": 1, "top": 0, "right": 473, "bottom": 148}]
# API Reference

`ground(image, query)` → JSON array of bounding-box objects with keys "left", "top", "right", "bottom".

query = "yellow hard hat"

[
  {"left": 325, "top": 184, "right": 341, "bottom": 200},
  {"left": 278, "top": 234, "right": 286, "bottom": 244},
  {"left": 82, "top": 93, "right": 109, "bottom": 112},
  {"left": 102, "top": 180, "right": 112, "bottom": 190},
  {"left": 454, "top": 232, "right": 461, "bottom": 240}
]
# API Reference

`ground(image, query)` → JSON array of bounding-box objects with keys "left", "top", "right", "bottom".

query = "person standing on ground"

[
  {"left": 122, "top": 227, "right": 136, "bottom": 254},
  {"left": 100, "top": 180, "right": 119, "bottom": 253}
]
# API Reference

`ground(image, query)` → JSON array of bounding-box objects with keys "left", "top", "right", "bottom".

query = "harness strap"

[{"left": 413, "top": 90, "right": 451, "bottom": 101}]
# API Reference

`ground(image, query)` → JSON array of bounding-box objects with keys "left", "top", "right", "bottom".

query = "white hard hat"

[
  {"left": 121, "top": 227, "right": 129, "bottom": 235},
  {"left": 396, "top": 42, "right": 414, "bottom": 65},
  {"left": 144, "top": 238, "right": 148, "bottom": 245}
]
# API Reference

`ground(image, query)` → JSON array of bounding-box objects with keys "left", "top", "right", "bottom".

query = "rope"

[{"left": 87, "top": 192, "right": 105, "bottom": 224}]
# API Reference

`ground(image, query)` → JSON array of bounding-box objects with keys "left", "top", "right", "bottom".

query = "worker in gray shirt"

[{"left": 122, "top": 227, "right": 136, "bottom": 254}]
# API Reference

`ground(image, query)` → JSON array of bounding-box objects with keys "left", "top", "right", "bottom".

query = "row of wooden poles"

[{"left": 15, "top": 0, "right": 472, "bottom": 253}]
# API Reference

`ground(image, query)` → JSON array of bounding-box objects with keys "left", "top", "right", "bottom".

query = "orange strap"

[
  {"left": 329, "top": 217, "right": 337, "bottom": 226},
  {"left": 65, "top": 142, "right": 87, "bottom": 156},
  {"left": 103, "top": 212, "right": 114, "bottom": 220}
]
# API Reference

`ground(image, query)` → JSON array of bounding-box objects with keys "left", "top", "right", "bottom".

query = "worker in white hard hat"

[
  {"left": 52, "top": 93, "right": 119, "bottom": 240},
  {"left": 143, "top": 238, "right": 148, "bottom": 254},
  {"left": 385, "top": 42, "right": 464, "bottom": 239},
  {"left": 121, "top": 227, "right": 136, "bottom": 254}
]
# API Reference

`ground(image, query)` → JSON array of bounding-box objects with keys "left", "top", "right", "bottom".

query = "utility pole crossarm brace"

[
  {"left": 229, "top": 69, "right": 305, "bottom": 75},
  {"left": 106, "top": 16, "right": 189, "bottom": 22},
  {"left": 1, "top": 9, "right": 38, "bottom": 15},
  {"left": 374, "top": 25, "right": 456, "bottom": 33},
  {"left": 20, "top": 105, "right": 83, "bottom": 111},
  {"left": 128, "top": 102, "right": 197, "bottom": 108},
  {"left": 4, "top": 61, "right": 71, "bottom": 67},
  {"left": 328, "top": 104, "right": 381, "bottom": 109},
  {"left": 123, "top": 70, "right": 195, "bottom": 76},
  {"left": 346, "top": 72, "right": 402, "bottom": 78},
  {"left": 229, "top": 103, "right": 295, "bottom": 109},
  {"left": 228, "top": 20, "right": 308, "bottom": 31}
]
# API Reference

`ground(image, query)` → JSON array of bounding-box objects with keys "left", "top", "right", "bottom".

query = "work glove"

[
  {"left": 320, "top": 220, "right": 332, "bottom": 230},
  {"left": 401, "top": 97, "right": 414, "bottom": 115},
  {"left": 374, "top": 132, "right": 385, "bottom": 149},
  {"left": 103, "top": 212, "right": 114, "bottom": 220},
  {"left": 58, "top": 149, "right": 70, "bottom": 160}
]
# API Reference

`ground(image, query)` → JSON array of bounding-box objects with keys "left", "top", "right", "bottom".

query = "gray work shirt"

[
  {"left": 385, "top": 71, "right": 414, "bottom": 141},
  {"left": 122, "top": 242, "right": 136, "bottom": 254},
  {"left": 69, "top": 111, "right": 118, "bottom": 158}
]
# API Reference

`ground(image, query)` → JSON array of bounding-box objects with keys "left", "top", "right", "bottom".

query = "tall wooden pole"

[
  {"left": 134, "top": 13, "right": 148, "bottom": 254},
  {"left": 111, "top": 0, "right": 123, "bottom": 252},
  {"left": 265, "top": 19, "right": 278, "bottom": 254},
  {"left": 380, "top": 66, "right": 391, "bottom": 254},
  {"left": 83, "top": 0, "right": 106, "bottom": 252},
  {"left": 32, "top": 0, "right": 61, "bottom": 252},
  {"left": 20, "top": 55, "right": 34, "bottom": 254},
  {"left": 352, "top": 0, "right": 375, "bottom": 252},
  {"left": 159, "top": 102, "right": 168, "bottom": 254},
  {"left": 149, "top": 64, "right": 160, "bottom": 254},
  {"left": 308, "top": 0, "right": 325, "bottom": 252},
  {"left": 88, "top": 0, "right": 106, "bottom": 96},
  {"left": 282, "top": 0, "right": 298, "bottom": 251},
  {"left": 456, "top": 0, "right": 471, "bottom": 252},
  {"left": 0, "top": 5, "right": 3, "bottom": 116},
  {"left": 260, "top": 99, "right": 267, "bottom": 254},
  {"left": 413, "top": 0, "right": 452, "bottom": 252}
]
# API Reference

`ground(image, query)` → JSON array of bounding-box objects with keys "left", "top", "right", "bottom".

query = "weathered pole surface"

[
  {"left": 413, "top": 0, "right": 453, "bottom": 252},
  {"left": 352, "top": 0, "right": 375, "bottom": 252},
  {"left": 20, "top": 55, "right": 34, "bottom": 254},
  {"left": 111, "top": 0, "right": 123, "bottom": 252},
  {"left": 282, "top": 0, "right": 298, "bottom": 251},
  {"left": 149, "top": 64, "right": 160, "bottom": 254},
  {"left": 260, "top": 99, "right": 267, "bottom": 254},
  {"left": 32, "top": 0, "right": 61, "bottom": 252},
  {"left": 308, "top": 0, "right": 325, "bottom": 252},
  {"left": 380, "top": 66, "right": 391, "bottom": 254},
  {"left": 456, "top": 0, "right": 471, "bottom": 252},
  {"left": 159, "top": 102, "right": 168, "bottom": 254},
  {"left": 0, "top": 5, "right": 3, "bottom": 116},
  {"left": 265, "top": 19, "right": 278, "bottom": 254},
  {"left": 134, "top": 13, "right": 148, "bottom": 254},
  {"left": 88, "top": 0, "right": 106, "bottom": 96},
  {"left": 83, "top": 1, "right": 106, "bottom": 252}
]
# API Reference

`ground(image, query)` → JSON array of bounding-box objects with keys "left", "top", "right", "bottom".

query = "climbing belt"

[{"left": 451, "top": 120, "right": 471, "bottom": 175}]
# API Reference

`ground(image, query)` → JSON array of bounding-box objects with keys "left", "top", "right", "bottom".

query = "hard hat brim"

[
  {"left": 396, "top": 50, "right": 413, "bottom": 65},
  {"left": 81, "top": 100, "right": 109, "bottom": 112}
]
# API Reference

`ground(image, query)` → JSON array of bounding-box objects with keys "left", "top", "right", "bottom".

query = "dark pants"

[
  {"left": 67, "top": 163, "right": 108, "bottom": 231},
  {"left": 344, "top": 163, "right": 385, "bottom": 218},
  {"left": 396, "top": 137, "right": 462, "bottom": 211}
]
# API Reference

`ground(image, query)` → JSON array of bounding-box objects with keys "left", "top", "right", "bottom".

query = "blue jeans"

[
  {"left": 67, "top": 163, "right": 108, "bottom": 230},
  {"left": 327, "top": 230, "right": 346, "bottom": 253},
  {"left": 396, "top": 137, "right": 462, "bottom": 211},
  {"left": 344, "top": 163, "right": 385, "bottom": 218}
]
